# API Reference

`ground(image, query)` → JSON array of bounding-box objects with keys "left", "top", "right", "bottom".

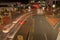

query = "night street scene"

[{"left": 0, "top": 0, "right": 60, "bottom": 40}]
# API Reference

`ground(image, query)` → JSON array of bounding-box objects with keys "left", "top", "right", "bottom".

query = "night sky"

[
  {"left": 0, "top": 0, "right": 29, "bottom": 4},
  {"left": 20, "top": 0, "right": 29, "bottom": 4}
]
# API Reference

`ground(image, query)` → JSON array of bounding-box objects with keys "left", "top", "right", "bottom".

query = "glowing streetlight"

[{"left": 52, "top": 4, "right": 55, "bottom": 8}]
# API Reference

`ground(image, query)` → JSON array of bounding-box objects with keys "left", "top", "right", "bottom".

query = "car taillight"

[{"left": 19, "top": 21, "right": 25, "bottom": 25}]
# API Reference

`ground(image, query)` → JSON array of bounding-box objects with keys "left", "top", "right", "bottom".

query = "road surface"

[
  {"left": 13, "top": 14, "right": 59, "bottom": 40},
  {"left": 0, "top": 11, "right": 60, "bottom": 40}
]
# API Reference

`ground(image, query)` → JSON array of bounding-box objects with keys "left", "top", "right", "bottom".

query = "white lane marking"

[
  {"left": 44, "top": 33, "right": 47, "bottom": 40},
  {"left": 56, "top": 32, "right": 60, "bottom": 40},
  {"left": 29, "top": 16, "right": 35, "bottom": 40},
  {"left": 31, "top": 19, "right": 35, "bottom": 33},
  {"left": 2, "top": 13, "right": 30, "bottom": 33},
  {"left": 3, "top": 24, "right": 15, "bottom": 33},
  {"left": 17, "top": 35, "right": 24, "bottom": 40},
  {"left": 7, "top": 15, "right": 31, "bottom": 39},
  {"left": 54, "top": 21, "right": 60, "bottom": 29}
]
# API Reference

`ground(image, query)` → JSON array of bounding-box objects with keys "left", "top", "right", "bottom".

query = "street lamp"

[
  {"left": 55, "top": 0, "right": 56, "bottom": 4},
  {"left": 54, "top": 0, "right": 56, "bottom": 7},
  {"left": 52, "top": 4, "right": 55, "bottom": 8}
]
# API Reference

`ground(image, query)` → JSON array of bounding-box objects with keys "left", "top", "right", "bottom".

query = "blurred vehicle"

[{"left": 31, "top": 2, "right": 40, "bottom": 9}]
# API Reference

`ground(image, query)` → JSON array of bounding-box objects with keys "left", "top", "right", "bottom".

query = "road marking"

[
  {"left": 2, "top": 13, "right": 31, "bottom": 33},
  {"left": 45, "top": 16, "right": 60, "bottom": 29},
  {"left": 7, "top": 15, "right": 31, "bottom": 39},
  {"left": 2, "top": 24, "right": 15, "bottom": 33},
  {"left": 29, "top": 16, "right": 35, "bottom": 40},
  {"left": 32, "top": 19, "right": 35, "bottom": 33},
  {"left": 44, "top": 33, "right": 47, "bottom": 40},
  {"left": 30, "top": 36, "right": 33, "bottom": 40},
  {"left": 56, "top": 32, "right": 60, "bottom": 40},
  {"left": 17, "top": 35, "right": 24, "bottom": 40}
]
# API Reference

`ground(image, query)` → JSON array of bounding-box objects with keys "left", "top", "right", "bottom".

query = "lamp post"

[{"left": 55, "top": 0, "right": 56, "bottom": 8}]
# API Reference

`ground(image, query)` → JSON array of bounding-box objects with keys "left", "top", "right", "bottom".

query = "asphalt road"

[
  {"left": 0, "top": 13, "right": 30, "bottom": 40},
  {"left": 29, "top": 15, "right": 58, "bottom": 40},
  {"left": 13, "top": 14, "right": 59, "bottom": 40},
  {"left": 13, "top": 15, "right": 33, "bottom": 40}
]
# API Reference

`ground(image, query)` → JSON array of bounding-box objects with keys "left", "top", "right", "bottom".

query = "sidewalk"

[
  {"left": 0, "top": 14, "right": 22, "bottom": 30},
  {"left": 0, "top": 16, "right": 11, "bottom": 30},
  {"left": 0, "top": 24, "right": 5, "bottom": 30}
]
